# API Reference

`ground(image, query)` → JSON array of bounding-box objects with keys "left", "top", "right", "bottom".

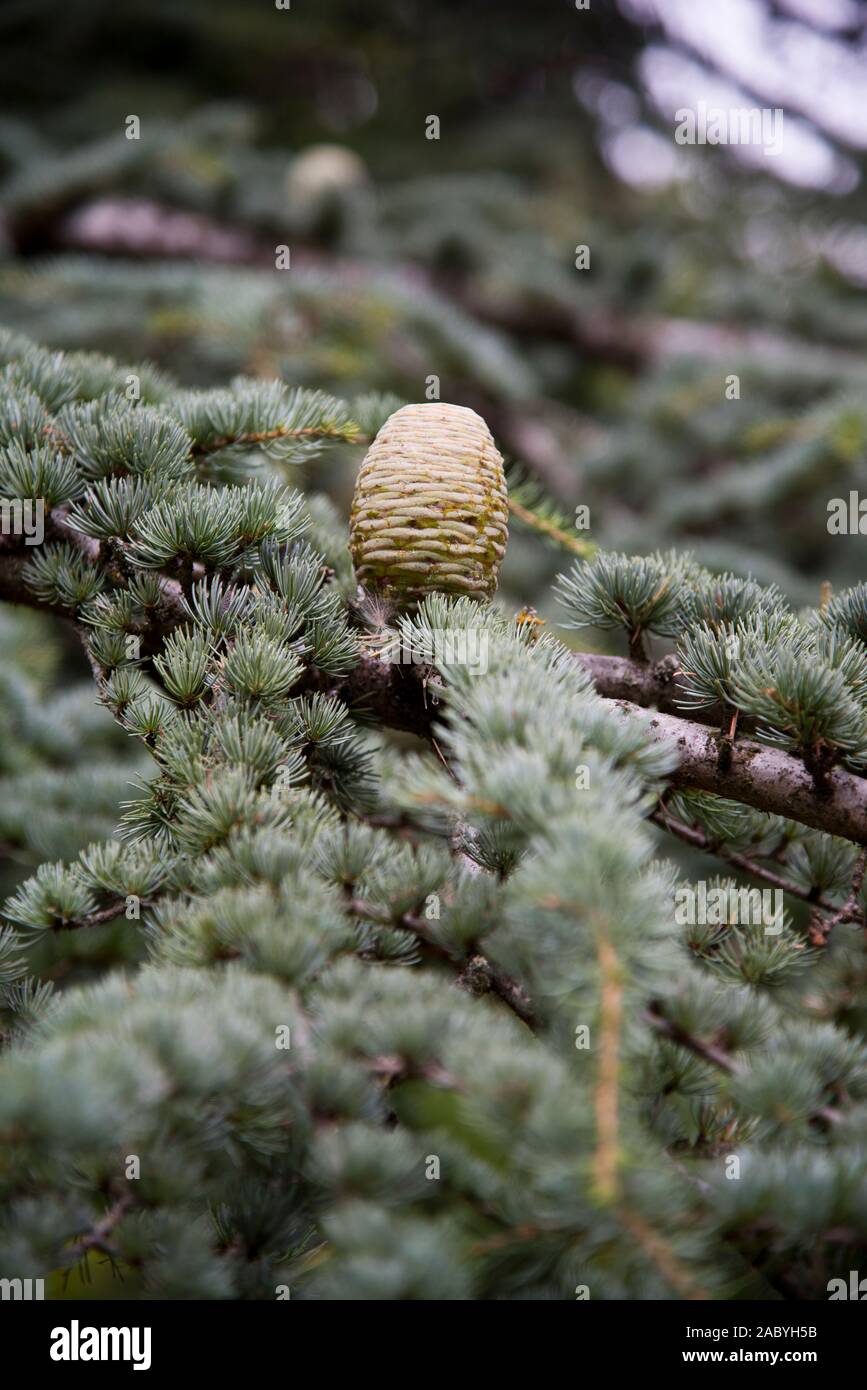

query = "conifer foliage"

[{"left": 2, "top": 331, "right": 867, "bottom": 1300}]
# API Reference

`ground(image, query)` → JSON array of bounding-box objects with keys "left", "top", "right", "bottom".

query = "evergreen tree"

[
  {"left": 2, "top": 0, "right": 867, "bottom": 1309},
  {"left": 1, "top": 329, "right": 867, "bottom": 1300}
]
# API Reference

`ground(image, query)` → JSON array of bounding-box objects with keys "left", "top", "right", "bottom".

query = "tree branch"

[
  {"left": 649, "top": 806, "right": 844, "bottom": 913},
  {"left": 613, "top": 700, "right": 867, "bottom": 844},
  {"left": 301, "top": 653, "right": 440, "bottom": 737},
  {"left": 644, "top": 1006, "right": 740, "bottom": 1075},
  {"left": 51, "top": 899, "right": 154, "bottom": 932},
  {"left": 644, "top": 1005, "right": 841, "bottom": 1130},
  {"left": 808, "top": 848, "right": 867, "bottom": 947},
  {"left": 325, "top": 651, "right": 867, "bottom": 844},
  {"left": 6, "top": 531, "right": 867, "bottom": 848},
  {"left": 65, "top": 1191, "right": 133, "bottom": 1266},
  {"left": 350, "top": 896, "right": 536, "bottom": 1028},
  {"left": 191, "top": 423, "right": 359, "bottom": 457},
  {"left": 574, "top": 651, "right": 741, "bottom": 728}
]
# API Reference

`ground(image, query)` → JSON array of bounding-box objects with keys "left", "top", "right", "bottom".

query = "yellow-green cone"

[{"left": 350, "top": 403, "right": 508, "bottom": 601}]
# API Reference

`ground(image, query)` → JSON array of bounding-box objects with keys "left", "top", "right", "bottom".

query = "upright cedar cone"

[{"left": 349, "top": 402, "right": 509, "bottom": 601}]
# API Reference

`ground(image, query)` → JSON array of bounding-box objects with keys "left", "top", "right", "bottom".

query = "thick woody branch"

[
  {"left": 329, "top": 652, "right": 867, "bottom": 844},
  {"left": 4, "top": 542, "right": 867, "bottom": 845},
  {"left": 612, "top": 701, "right": 867, "bottom": 844},
  {"left": 309, "top": 650, "right": 714, "bottom": 743},
  {"left": 574, "top": 651, "right": 736, "bottom": 727},
  {"left": 571, "top": 652, "right": 867, "bottom": 842},
  {"left": 300, "top": 653, "right": 439, "bottom": 738}
]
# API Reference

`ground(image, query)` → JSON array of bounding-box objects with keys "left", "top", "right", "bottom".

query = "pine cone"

[{"left": 350, "top": 403, "right": 508, "bottom": 601}]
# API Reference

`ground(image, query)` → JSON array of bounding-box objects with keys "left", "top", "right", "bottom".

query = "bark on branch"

[
  {"left": 4, "top": 539, "right": 867, "bottom": 846},
  {"left": 330, "top": 650, "right": 867, "bottom": 844},
  {"left": 350, "top": 896, "right": 536, "bottom": 1028},
  {"left": 644, "top": 1005, "right": 841, "bottom": 1129},
  {"left": 574, "top": 651, "right": 744, "bottom": 729},
  {"left": 612, "top": 700, "right": 867, "bottom": 844}
]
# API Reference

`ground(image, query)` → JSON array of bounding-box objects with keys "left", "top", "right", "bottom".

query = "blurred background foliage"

[{"left": 1, "top": 0, "right": 867, "bottom": 925}]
